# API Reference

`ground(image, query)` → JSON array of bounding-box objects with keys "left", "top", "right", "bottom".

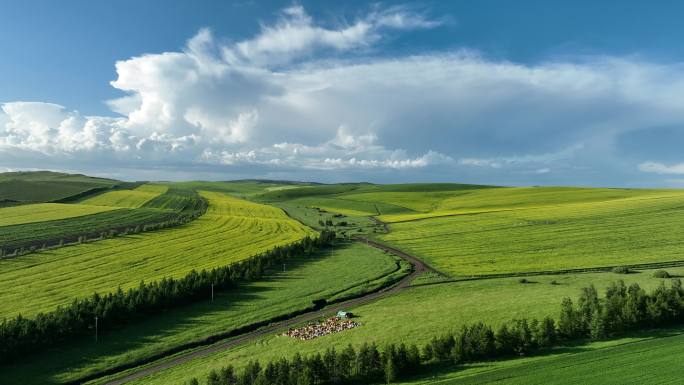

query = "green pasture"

[
  {"left": 142, "top": 188, "right": 207, "bottom": 211},
  {"left": 109, "top": 267, "right": 684, "bottom": 385},
  {"left": 381, "top": 191, "right": 684, "bottom": 275},
  {"left": 373, "top": 187, "right": 661, "bottom": 222},
  {"left": 256, "top": 182, "right": 492, "bottom": 202},
  {"left": 2, "top": 242, "right": 404, "bottom": 385},
  {"left": 0, "top": 191, "right": 314, "bottom": 316},
  {"left": 255, "top": 183, "right": 494, "bottom": 217},
  {"left": 274, "top": 202, "right": 381, "bottom": 237},
  {"left": 81, "top": 184, "right": 168, "bottom": 208},
  {"left": 0, "top": 207, "right": 179, "bottom": 253},
  {"left": 0, "top": 171, "right": 118, "bottom": 202},
  {"left": 170, "top": 180, "right": 313, "bottom": 199},
  {"left": 0, "top": 188, "right": 203, "bottom": 254},
  {"left": 0, "top": 203, "right": 116, "bottom": 227},
  {"left": 403, "top": 328, "right": 684, "bottom": 385},
  {"left": 6, "top": 175, "right": 684, "bottom": 385}
]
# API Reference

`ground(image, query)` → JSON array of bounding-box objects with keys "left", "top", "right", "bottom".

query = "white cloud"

[
  {"left": 370, "top": 5, "right": 445, "bottom": 30},
  {"left": 200, "top": 126, "right": 451, "bottom": 170},
  {"left": 2, "top": 5, "right": 684, "bottom": 184},
  {"left": 638, "top": 161, "right": 684, "bottom": 175},
  {"left": 225, "top": 5, "right": 441, "bottom": 67}
]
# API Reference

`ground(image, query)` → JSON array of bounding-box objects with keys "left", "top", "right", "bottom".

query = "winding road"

[{"left": 98, "top": 236, "right": 435, "bottom": 385}]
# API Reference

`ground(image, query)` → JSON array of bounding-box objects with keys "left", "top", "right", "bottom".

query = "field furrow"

[
  {"left": 0, "top": 203, "right": 117, "bottom": 227},
  {"left": 81, "top": 184, "right": 168, "bottom": 208},
  {"left": 0, "top": 191, "right": 315, "bottom": 317}
]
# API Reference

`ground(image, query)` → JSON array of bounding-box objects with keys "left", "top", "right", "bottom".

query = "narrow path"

[{"left": 98, "top": 237, "right": 432, "bottom": 385}]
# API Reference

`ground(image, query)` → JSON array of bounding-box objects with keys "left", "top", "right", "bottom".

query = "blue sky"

[{"left": 1, "top": 1, "right": 684, "bottom": 186}]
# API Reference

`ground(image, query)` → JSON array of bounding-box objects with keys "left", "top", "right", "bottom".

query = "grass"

[
  {"left": 0, "top": 208, "right": 178, "bottom": 253},
  {"left": 274, "top": 202, "right": 381, "bottom": 237},
  {"left": 8, "top": 180, "right": 684, "bottom": 384},
  {"left": 401, "top": 328, "right": 684, "bottom": 384},
  {"left": 0, "top": 186, "right": 204, "bottom": 253},
  {"left": 105, "top": 267, "right": 684, "bottom": 385},
  {"left": 170, "top": 181, "right": 314, "bottom": 199},
  {"left": 81, "top": 184, "right": 168, "bottom": 208},
  {"left": 142, "top": 188, "right": 206, "bottom": 211},
  {"left": 0, "top": 171, "right": 118, "bottom": 202},
  {"left": 256, "top": 184, "right": 684, "bottom": 276},
  {"left": 0, "top": 191, "right": 315, "bottom": 317},
  {"left": 379, "top": 189, "right": 684, "bottom": 276},
  {"left": 0, "top": 203, "right": 116, "bottom": 227},
  {"left": 1, "top": 242, "right": 404, "bottom": 385},
  {"left": 256, "top": 183, "right": 494, "bottom": 217},
  {"left": 285, "top": 196, "right": 411, "bottom": 217},
  {"left": 342, "top": 187, "right": 664, "bottom": 223}
]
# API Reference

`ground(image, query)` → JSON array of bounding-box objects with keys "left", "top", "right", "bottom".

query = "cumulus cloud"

[
  {"left": 201, "top": 126, "right": 452, "bottom": 171},
  {"left": 2, "top": 5, "right": 684, "bottom": 184}
]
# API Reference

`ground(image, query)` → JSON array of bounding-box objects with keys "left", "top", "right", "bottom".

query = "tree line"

[
  {"left": 184, "top": 278, "right": 684, "bottom": 385},
  {"left": 0, "top": 231, "right": 336, "bottom": 364},
  {"left": 0, "top": 189, "right": 209, "bottom": 258}
]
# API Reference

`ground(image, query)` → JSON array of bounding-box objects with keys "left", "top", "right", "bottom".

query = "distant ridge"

[{"left": 0, "top": 171, "right": 120, "bottom": 203}]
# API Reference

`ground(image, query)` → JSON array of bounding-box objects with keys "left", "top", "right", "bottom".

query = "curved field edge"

[
  {"left": 0, "top": 188, "right": 206, "bottom": 256},
  {"left": 0, "top": 191, "right": 315, "bottom": 317},
  {"left": 0, "top": 203, "right": 117, "bottom": 227},
  {"left": 107, "top": 266, "right": 684, "bottom": 385},
  {"left": 0, "top": 242, "right": 404, "bottom": 385},
  {"left": 80, "top": 184, "right": 168, "bottom": 208},
  {"left": 0, "top": 171, "right": 119, "bottom": 203}
]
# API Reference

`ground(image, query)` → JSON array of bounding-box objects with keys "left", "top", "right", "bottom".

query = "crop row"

[
  {"left": 0, "top": 191, "right": 315, "bottom": 316},
  {"left": 0, "top": 203, "right": 116, "bottom": 227},
  {"left": 0, "top": 188, "right": 207, "bottom": 257},
  {"left": 80, "top": 184, "right": 168, "bottom": 208}
]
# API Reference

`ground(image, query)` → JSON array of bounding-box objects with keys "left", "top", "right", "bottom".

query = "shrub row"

[
  {"left": 185, "top": 278, "right": 684, "bottom": 385},
  {"left": 0, "top": 231, "right": 335, "bottom": 364},
  {"left": 0, "top": 189, "right": 208, "bottom": 258}
]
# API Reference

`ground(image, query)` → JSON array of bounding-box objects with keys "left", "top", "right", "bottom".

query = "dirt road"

[{"left": 98, "top": 236, "right": 433, "bottom": 385}]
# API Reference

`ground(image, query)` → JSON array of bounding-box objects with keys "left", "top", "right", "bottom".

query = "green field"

[
  {"left": 0, "top": 203, "right": 116, "bottom": 227},
  {"left": 256, "top": 183, "right": 494, "bottom": 217},
  {"left": 171, "top": 180, "right": 313, "bottom": 199},
  {"left": 108, "top": 267, "right": 684, "bottom": 385},
  {"left": 81, "top": 184, "right": 168, "bottom": 208},
  {"left": 0, "top": 191, "right": 314, "bottom": 316},
  {"left": 372, "top": 187, "right": 652, "bottom": 222},
  {"left": 0, "top": 187, "right": 204, "bottom": 254},
  {"left": 403, "top": 328, "right": 684, "bottom": 385},
  {"left": 2, "top": 242, "right": 405, "bottom": 385},
  {"left": 0, "top": 171, "right": 118, "bottom": 202},
  {"left": 274, "top": 202, "right": 382, "bottom": 238},
  {"left": 381, "top": 190, "right": 684, "bottom": 275},
  {"left": 5, "top": 176, "right": 684, "bottom": 385},
  {"left": 0, "top": 207, "right": 181, "bottom": 253},
  {"left": 142, "top": 188, "right": 206, "bottom": 211},
  {"left": 255, "top": 184, "right": 684, "bottom": 276}
]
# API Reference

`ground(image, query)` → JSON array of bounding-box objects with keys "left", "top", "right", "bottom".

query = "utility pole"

[
  {"left": 95, "top": 316, "right": 98, "bottom": 343},
  {"left": 283, "top": 263, "right": 286, "bottom": 272},
  {"left": 211, "top": 284, "right": 214, "bottom": 303}
]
